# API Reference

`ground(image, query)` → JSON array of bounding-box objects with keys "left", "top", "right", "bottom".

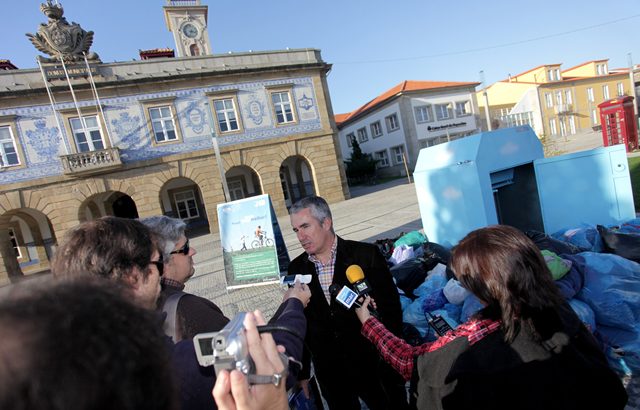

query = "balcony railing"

[
  {"left": 60, "top": 147, "right": 122, "bottom": 175},
  {"left": 166, "top": 0, "right": 200, "bottom": 5},
  {"left": 555, "top": 104, "right": 573, "bottom": 114}
]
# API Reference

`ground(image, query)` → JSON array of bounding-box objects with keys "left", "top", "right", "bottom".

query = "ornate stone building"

[{"left": 0, "top": 0, "right": 347, "bottom": 285}]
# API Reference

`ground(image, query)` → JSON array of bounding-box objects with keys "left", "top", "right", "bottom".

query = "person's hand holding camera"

[{"left": 212, "top": 310, "right": 288, "bottom": 410}]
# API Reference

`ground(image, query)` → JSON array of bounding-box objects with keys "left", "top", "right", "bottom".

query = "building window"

[
  {"left": 435, "top": 104, "right": 452, "bottom": 120},
  {"left": 549, "top": 118, "right": 557, "bottom": 135},
  {"left": 374, "top": 150, "right": 389, "bottom": 168},
  {"left": 346, "top": 133, "right": 355, "bottom": 147},
  {"left": 603, "top": 85, "right": 610, "bottom": 100},
  {"left": 391, "top": 145, "right": 405, "bottom": 165},
  {"left": 617, "top": 82, "right": 624, "bottom": 96},
  {"left": 357, "top": 127, "right": 368, "bottom": 143},
  {"left": 70, "top": 115, "right": 105, "bottom": 152},
  {"left": 565, "top": 90, "right": 572, "bottom": 105},
  {"left": 370, "top": 121, "right": 383, "bottom": 137},
  {"left": 414, "top": 105, "right": 433, "bottom": 123},
  {"left": 545, "top": 93, "right": 553, "bottom": 108},
  {"left": 141, "top": 97, "right": 183, "bottom": 146},
  {"left": 228, "top": 179, "right": 245, "bottom": 201},
  {"left": 0, "top": 126, "right": 20, "bottom": 167},
  {"left": 547, "top": 68, "right": 561, "bottom": 81},
  {"left": 455, "top": 101, "right": 471, "bottom": 117},
  {"left": 213, "top": 98, "right": 240, "bottom": 133},
  {"left": 385, "top": 113, "right": 400, "bottom": 132},
  {"left": 596, "top": 63, "right": 608, "bottom": 75},
  {"left": 555, "top": 91, "right": 563, "bottom": 105},
  {"left": 271, "top": 91, "right": 295, "bottom": 124},
  {"left": 559, "top": 118, "right": 567, "bottom": 137},
  {"left": 149, "top": 106, "right": 178, "bottom": 143},
  {"left": 174, "top": 190, "right": 199, "bottom": 220},
  {"left": 587, "top": 87, "right": 594, "bottom": 102},
  {"left": 591, "top": 109, "right": 599, "bottom": 125},
  {"left": 569, "top": 115, "right": 576, "bottom": 134}
]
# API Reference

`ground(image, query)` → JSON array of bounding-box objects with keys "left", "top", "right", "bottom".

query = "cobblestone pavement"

[
  {"left": 185, "top": 179, "right": 422, "bottom": 319},
  {"left": 185, "top": 175, "right": 639, "bottom": 409}
]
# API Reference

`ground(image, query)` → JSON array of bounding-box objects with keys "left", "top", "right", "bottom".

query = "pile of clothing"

[{"left": 383, "top": 221, "right": 640, "bottom": 380}]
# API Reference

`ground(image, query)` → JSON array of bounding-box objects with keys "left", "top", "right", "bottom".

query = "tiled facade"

[{"left": 0, "top": 49, "right": 348, "bottom": 286}]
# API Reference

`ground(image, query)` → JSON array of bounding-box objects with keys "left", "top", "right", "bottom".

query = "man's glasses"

[
  {"left": 170, "top": 239, "right": 190, "bottom": 255},
  {"left": 149, "top": 255, "right": 164, "bottom": 276}
]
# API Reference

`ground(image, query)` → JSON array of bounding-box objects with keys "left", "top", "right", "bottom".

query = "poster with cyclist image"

[{"left": 217, "top": 194, "right": 290, "bottom": 289}]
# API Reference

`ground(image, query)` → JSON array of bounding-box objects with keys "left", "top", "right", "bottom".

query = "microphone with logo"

[
  {"left": 329, "top": 265, "right": 379, "bottom": 318},
  {"left": 346, "top": 265, "right": 371, "bottom": 297}
]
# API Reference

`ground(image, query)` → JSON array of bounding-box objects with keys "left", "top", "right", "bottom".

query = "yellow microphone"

[
  {"left": 346, "top": 264, "right": 371, "bottom": 296},
  {"left": 346, "top": 264, "right": 365, "bottom": 283}
]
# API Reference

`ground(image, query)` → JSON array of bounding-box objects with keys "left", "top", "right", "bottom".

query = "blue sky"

[{"left": 5, "top": 1, "right": 640, "bottom": 114}]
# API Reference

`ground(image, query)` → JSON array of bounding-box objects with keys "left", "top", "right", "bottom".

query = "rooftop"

[{"left": 336, "top": 80, "right": 480, "bottom": 127}]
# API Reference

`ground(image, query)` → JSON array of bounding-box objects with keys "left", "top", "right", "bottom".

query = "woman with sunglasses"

[{"left": 355, "top": 225, "right": 627, "bottom": 410}]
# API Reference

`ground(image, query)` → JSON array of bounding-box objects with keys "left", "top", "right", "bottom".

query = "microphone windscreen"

[{"left": 346, "top": 264, "right": 365, "bottom": 284}]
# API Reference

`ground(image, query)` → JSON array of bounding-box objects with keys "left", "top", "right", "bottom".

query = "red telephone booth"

[{"left": 598, "top": 96, "right": 638, "bottom": 152}]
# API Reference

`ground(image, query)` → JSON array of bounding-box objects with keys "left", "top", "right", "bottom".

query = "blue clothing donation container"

[{"left": 413, "top": 126, "right": 635, "bottom": 247}]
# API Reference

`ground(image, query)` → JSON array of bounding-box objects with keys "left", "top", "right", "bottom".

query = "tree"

[{"left": 344, "top": 139, "right": 377, "bottom": 183}]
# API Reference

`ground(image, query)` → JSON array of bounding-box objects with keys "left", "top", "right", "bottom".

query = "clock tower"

[{"left": 163, "top": 0, "right": 212, "bottom": 57}]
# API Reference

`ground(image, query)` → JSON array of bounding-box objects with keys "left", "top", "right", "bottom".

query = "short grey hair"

[
  {"left": 289, "top": 196, "right": 334, "bottom": 232},
  {"left": 138, "top": 216, "right": 186, "bottom": 260}
]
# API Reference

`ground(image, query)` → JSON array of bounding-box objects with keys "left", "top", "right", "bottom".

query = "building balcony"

[
  {"left": 555, "top": 104, "right": 573, "bottom": 115},
  {"left": 60, "top": 147, "right": 122, "bottom": 176}
]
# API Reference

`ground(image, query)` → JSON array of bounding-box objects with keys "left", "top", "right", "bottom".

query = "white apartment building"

[{"left": 336, "top": 81, "right": 481, "bottom": 177}]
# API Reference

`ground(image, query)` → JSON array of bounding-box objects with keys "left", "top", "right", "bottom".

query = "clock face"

[{"left": 182, "top": 23, "right": 199, "bottom": 39}]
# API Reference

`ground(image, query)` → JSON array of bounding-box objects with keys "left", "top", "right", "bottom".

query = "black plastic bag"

[
  {"left": 597, "top": 224, "right": 640, "bottom": 262},
  {"left": 525, "top": 230, "right": 582, "bottom": 255},
  {"left": 390, "top": 258, "right": 429, "bottom": 298}
]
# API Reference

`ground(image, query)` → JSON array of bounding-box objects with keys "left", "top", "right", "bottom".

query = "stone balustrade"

[{"left": 60, "top": 147, "right": 122, "bottom": 175}]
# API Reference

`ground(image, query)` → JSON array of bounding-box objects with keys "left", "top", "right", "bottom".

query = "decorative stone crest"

[{"left": 26, "top": 1, "right": 100, "bottom": 63}]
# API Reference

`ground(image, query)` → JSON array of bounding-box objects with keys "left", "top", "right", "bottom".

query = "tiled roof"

[
  {"left": 504, "top": 63, "right": 562, "bottom": 83},
  {"left": 334, "top": 113, "right": 350, "bottom": 125},
  {"left": 562, "top": 59, "right": 608, "bottom": 73},
  {"left": 335, "top": 80, "right": 479, "bottom": 127}
]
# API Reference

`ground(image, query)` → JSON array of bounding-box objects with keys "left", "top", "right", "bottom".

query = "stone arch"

[
  {"left": 77, "top": 191, "right": 139, "bottom": 222},
  {"left": 279, "top": 155, "right": 317, "bottom": 209},
  {"left": 225, "top": 165, "right": 263, "bottom": 201},
  {"left": 0, "top": 207, "right": 57, "bottom": 285},
  {"left": 107, "top": 193, "right": 139, "bottom": 219},
  {"left": 160, "top": 177, "right": 210, "bottom": 235}
]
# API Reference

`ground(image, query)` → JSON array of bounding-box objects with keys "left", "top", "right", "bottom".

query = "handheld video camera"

[{"left": 193, "top": 312, "right": 255, "bottom": 376}]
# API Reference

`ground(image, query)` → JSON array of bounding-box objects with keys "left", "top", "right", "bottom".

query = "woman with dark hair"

[{"left": 356, "top": 225, "right": 627, "bottom": 410}]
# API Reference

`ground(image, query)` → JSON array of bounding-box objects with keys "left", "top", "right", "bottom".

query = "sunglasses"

[
  {"left": 149, "top": 254, "right": 164, "bottom": 276},
  {"left": 170, "top": 239, "right": 190, "bottom": 255}
]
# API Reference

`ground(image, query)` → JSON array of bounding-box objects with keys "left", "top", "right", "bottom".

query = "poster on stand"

[{"left": 217, "top": 194, "right": 290, "bottom": 289}]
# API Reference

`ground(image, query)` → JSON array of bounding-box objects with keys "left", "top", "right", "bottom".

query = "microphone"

[
  {"left": 330, "top": 283, "right": 359, "bottom": 308},
  {"left": 346, "top": 265, "right": 372, "bottom": 297},
  {"left": 345, "top": 264, "right": 378, "bottom": 317}
]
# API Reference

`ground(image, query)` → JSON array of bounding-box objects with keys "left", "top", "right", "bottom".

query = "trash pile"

[{"left": 379, "top": 220, "right": 640, "bottom": 380}]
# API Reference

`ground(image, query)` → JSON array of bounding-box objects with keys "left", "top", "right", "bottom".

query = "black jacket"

[
  {"left": 288, "top": 236, "right": 403, "bottom": 380},
  {"left": 414, "top": 303, "right": 628, "bottom": 410}
]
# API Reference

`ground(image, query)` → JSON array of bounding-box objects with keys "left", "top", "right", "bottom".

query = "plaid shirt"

[
  {"left": 161, "top": 277, "right": 185, "bottom": 290},
  {"left": 361, "top": 316, "right": 501, "bottom": 381},
  {"left": 308, "top": 235, "right": 338, "bottom": 303}
]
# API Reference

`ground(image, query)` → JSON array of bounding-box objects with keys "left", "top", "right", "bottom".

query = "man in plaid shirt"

[{"left": 288, "top": 196, "right": 408, "bottom": 409}]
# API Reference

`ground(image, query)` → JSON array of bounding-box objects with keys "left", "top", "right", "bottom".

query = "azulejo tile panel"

[{"left": 0, "top": 75, "right": 322, "bottom": 184}]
